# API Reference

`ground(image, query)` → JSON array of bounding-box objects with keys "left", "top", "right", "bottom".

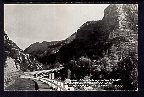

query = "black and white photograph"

[{"left": 4, "top": 4, "right": 138, "bottom": 91}]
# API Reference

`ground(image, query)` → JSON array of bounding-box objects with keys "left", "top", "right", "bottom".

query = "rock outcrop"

[
  {"left": 4, "top": 32, "right": 43, "bottom": 71},
  {"left": 103, "top": 4, "right": 138, "bottom": 60}
]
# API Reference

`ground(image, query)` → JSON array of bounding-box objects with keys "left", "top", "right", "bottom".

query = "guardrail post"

[{"left": 49, "top": 73, "right": 51, "bottom": 79}]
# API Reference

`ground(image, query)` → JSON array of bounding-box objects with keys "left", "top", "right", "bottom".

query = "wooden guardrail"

[{"left": 39, "top": 78, "right": 67, "bottom": 91}]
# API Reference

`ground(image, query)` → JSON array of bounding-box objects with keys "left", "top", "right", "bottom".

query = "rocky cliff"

[
  {"left": 4, "top": 32, "right": 43, "bottom": 71},
  {"left": 103, "top": 4, "right": 138, "bottom": 59}
]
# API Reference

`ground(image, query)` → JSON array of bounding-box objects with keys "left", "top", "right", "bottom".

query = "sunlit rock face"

[
  {"left": 4, "top": 32, "right": 43, "bottom": 72},
  {"left": 103, "top": 4, "right": 138, "bottom": 59},
  {"left": 4, "top": 57, "right": 20, "bottom": 88}
]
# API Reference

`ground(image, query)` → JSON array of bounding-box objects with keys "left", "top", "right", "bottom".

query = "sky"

[{"left": 4, "top": 4, "right": 109, "bottom": 50}]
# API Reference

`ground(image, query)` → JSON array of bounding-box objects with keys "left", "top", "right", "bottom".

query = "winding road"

[{"left": 20, "top": 67, "right": 69, "bottom": 91}]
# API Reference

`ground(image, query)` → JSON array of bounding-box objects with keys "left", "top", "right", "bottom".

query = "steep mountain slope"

[
  {"left": 57, "top": 20, "right": 112, "bottom": 63},
  {"left": 24, "top": 32, "right": 76, "bottom": 66},
  {"left": 102, "top": 4, "right": 138, "bottom": 90},
  {"left": 4, "top": 32, "right": 43, "bottom": 88},
  {"left": 103, "top": 4, "right": 138, "bottom": 59},
  {"left": 4, "top": 32, "right": 43, "bottom": 71}
]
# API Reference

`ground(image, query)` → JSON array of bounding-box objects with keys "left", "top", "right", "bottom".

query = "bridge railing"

[{"left": 39, "top": 78, "right": 67, "bottom": 91}]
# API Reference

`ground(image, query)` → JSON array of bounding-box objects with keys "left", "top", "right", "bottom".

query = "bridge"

[
  {"left": 24, "top": 67, "right": 64, "bottom": 77},
  {"left": 20, "top": 67, "right": 74, "bottom": 91}
]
